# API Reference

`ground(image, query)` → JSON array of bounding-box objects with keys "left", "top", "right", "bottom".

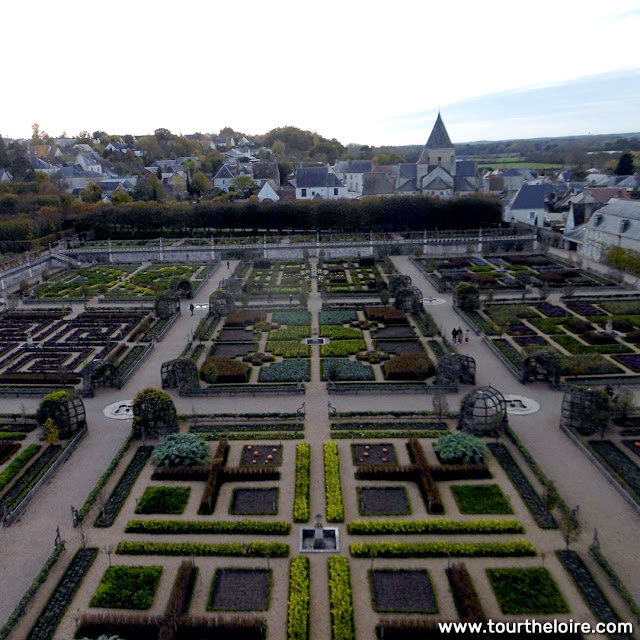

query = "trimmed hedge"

[
  {"left": 135, "top": 486, "right": 190, "bottom": 514},
  {"left": 94, "top": 445, "right": 154, "bottom": 527},
  {"left": 116, "top": 541, "right": 289, "bottom": 557},
  {"left": 293, "top": 443, "right": 310, "bottom": 523},
  {"left": 488, "top": 443, "right": 557, "bottom": 529},
  {"left": 26, "top": 547, "right": 98, "bottom": 640},
  {"left": 347, "top": 518, "right": 524, "bottom": 535},
  {"left": 287, "top": 557, "right": 310, "bottom": 640},
  {"left": 451, "top": 484, "right": 513, "bottom": 514},
  {"left": 328, "top": 556, "right": 355, "bottom": 640},
  {"left": 125, "top": 518, "right": 291, "bottom": 535},
  {"left": 446, "top": 562, "right": 486, "bottom": 623},
  {"left": 350, "top": 540, "right": 536, "bottom": 558},
  {"left": 324, "top": 442, "right": 344, "bottom": 522}
]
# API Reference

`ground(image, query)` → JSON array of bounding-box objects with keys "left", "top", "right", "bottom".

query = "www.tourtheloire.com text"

[{"left": 438, "top": 620, "right": 634, "bottom": 635}]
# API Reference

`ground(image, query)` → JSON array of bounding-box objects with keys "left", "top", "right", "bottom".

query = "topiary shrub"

[
  {"left": 153, "top": 433, "right": 209, "bottom": 467},
  {"left": 434, "top": 432, "right": 487, "bottom": 465},
  {"left": 132, "top": 388, "right": 178, "bottom": 439},
  {"left": 199, "top": 357, "right": 218, "bottom": 383}
]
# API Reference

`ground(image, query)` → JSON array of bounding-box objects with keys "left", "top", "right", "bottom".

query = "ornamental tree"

[{"left": 132, "top": 388, "right": 177, "bottom": 439}]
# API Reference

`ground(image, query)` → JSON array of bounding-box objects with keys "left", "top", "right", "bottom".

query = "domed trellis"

[
  {"left": 436, "top": 353, "right": 476, "bottom": 386},
  {"left": 155, "top": 291, "right": 180, "bottom": 318},
  {"left": 394, "top": 286, "right": 423, "bottom": 314},
  {"left": 458, "top": 385, "right": 507, "bottom": 437},
  {"left": 82, "top": 359, "right": 123, "bottom": 396},
  {"left": 222, "top": 277, "right": 243, "bottom": 299},
  {"left": 170, "top": 278, "right": 193, "bottom": 299},
  {"left": 161, "top": 357, "right": 199, "bottom": 389},
  {"left": 388, "top": 274, "right": 412, "bottom": 297},
  {"left": 209, "top": 290, "right": 235, "bottom": 316},
  {"left": 561, "top": 385, "right": 612, "bottom": 436},
  {"left": 521, "top": 350, "right": 561, "bottom": 388},
  {"left": 37, "top": 391, "right": 87, "bottom": 438}
]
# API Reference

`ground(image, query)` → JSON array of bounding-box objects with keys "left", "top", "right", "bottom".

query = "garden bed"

[
  {"left": 229, "top": 488, "right": 278, "bottom": 515},
  {"left": 208, "top": 568, "right": 271, "bottom": 611},
  {"left": 240, "top": 445, "right": 282, "bottom": 467},
  {"left": 370, "top": 569, "right": 437, "bottom": 613},
  {"left": 352, "top": 443, "right": 397, "bottom": 465},
  {"left": 357, "top": 487, "right": 410, "bottom": 515}
]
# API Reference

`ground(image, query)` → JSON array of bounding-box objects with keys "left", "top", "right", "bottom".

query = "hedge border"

[
  {"left": 328, "top": 556, "right": 355, "bottom": 640},
  {"left": 293, "top": 443, "right": 311, "bottom": 523},
  {"left": 350, "top": 540, "right": 536, "bottom": 558},
  {"left": 124, "top": 519, "right": 291, "bottom": 535},
  {"left": 324, "top": 442, "right": 344, "bottom": 523},
  {"left": 116, "top": 541, "right": 289, "bottom": 557},
  {"left": 347, "top": 518, "right": 524, "bottom": 536},
  {"left": 287, "top": 556, "right": 310, "bottom": 640}
]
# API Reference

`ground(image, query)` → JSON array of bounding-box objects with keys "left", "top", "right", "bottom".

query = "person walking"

[
  {"left": 226, "top": 260, "right": 230, "bottom": 270},
  {"left": 189, "top": 303, "right": 194, "bottom": 316},
  {"left": 289, "top": 294, "right": 293, "bottom": 305},
  {"left": 465, "top": 329, "right": 470, "bottom": 343},
  {"left": 451, "top": 327, "right": 457, "bottom": 344},
  {"left": 458, "top": 327, "right": 463, "bottom": 344}
]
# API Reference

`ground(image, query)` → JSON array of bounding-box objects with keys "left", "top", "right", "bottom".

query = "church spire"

[{"left": 425, "top": 112, "right": 453, "bottom": 149}]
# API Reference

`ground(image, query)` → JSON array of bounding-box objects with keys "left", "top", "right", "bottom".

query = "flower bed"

[
  {"left": 370, "top": 569, "right": 437, "bottom": 614},
  {"left": 486, "top": 568, "right": 569, "bottom": 614},
  {"left": 320, "top": 340, "right": 367, "bottom": 357},
  {"left": 0, "top": 444, "right": 40, "bottom": 493},
  {"left": 537, "top": 303, "right": 571, "bottom": 318},
  {"left": 514, "top": 335, "right": 548, "bottom": 347},
  {"left": 382, "top": 353, "right": 434, "bottom": 380},
  {"left": 208, "top": 568, "right": 271, "bottom": 611},
  {"left": 321, "top": 359, "right": 374, "bottom": 381},
  {"left": 348, "top": 518, "right": 523, "bottom": 535},
  {"left": 225, "top": 310, "right": 267, "bottom": 327},
  {"left": 324, "top": 442, "right": 344, "bottom": 522},
  {"left": 601, "top": 300, "right": 640, "bottom": 315},
  {"left": 268, "top": 325, "right": 311, "bottom": 340},
  {"left": 116, "top": 541, "right": 289, "bottom": 557},
  {"left": 556, "top": 550, "right": 633, "bottom": 640},
  {"left": 26, "top": 548, "right": 98, "bottom": 640},
  {"left": 365, "top": 306, "right": 407, "bottom": 325},
  {"left": 588, "top": 440, "right": 640, "bottom": 500},
  {"left": 320, "top": 310, "right": 357, "bottom": 325},
  {"left": 293, "top": 443, "right": 310, "bottom": 522},
  {"left": 258, "top": 359, "right": 310, "bottom": 382},
  {"left": 489, "top": 338, "right": 522, "bottom": 372},
  {"left": 506, "top": 324, "right": 535, "bottom": 336},
  {"left": 319, "top": 326, "right": 364, "bottom": 340},
  {"left": 94, "top": 446, "right": 154, "bottom": 527},
  {"left": 328, "top": 556, "right": 355, "bottom": 640},
  {"left": 487, "top": 443, "right": 556, "bottom": 528},
  {"left": 90, "top": 565, "right": 162, "bottom": 610},
  {"left": 265, "top": 341, "right": 311, "bottom": 358},
  {"left": 451, "top": 484, "right": 513, "bottom": 514},
  {"left": 135, "top": 487, "right": 190, "bottom": 515},
  {"left": 566, "top": 302, "right": 606, "bottom": 316},
  {"left": 272, "top": 311, "right": 311, "bottom": 326},
  {"left": 287, "top": 557, "right": 310, "bottom": 640},
  {"left": 613, "top": 354, "right": 640, "bottom": 373}
]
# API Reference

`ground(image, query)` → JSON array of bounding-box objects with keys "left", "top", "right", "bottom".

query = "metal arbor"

[
  {"left": 394, "top": 286, "right": 423, "bottom": 314},
  {"left": 561, "top": 386, "right": 612, "bottom": 436},
  {"left": 161, "top": 357, "right": 199, "bottom": 389},
  {"left": 436, "top": 353, "right": 476, "bottom": 386},
  {"left": 170, "top": 278, "right": 193, "bottom": 299},
  {"left": 222, "top": 277, "right": 243, "bottom": 299},
  {"left": 388, "top": 274, "right": 412, "bottom": 297},
  {"left": 82, "top": 359, "right": 122, "bottom": 396},
  {"left": 38, "top": 392, "right": 87, "bottom": 438},
  {"left": 209, "top": 290, "right": 235, "bottom": 316},
  {"left": 155, "top": 292, "right": 180, "bottom": 318},
  {"left": 458, "top": 385, "right": 507, "bottom": 437},
  {"left": 521, "top": 350, "right": 561, "bottom": 388}
]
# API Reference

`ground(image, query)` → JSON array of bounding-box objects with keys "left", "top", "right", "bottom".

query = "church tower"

[{"left": 417, "top": 112, "right": 456, "bottom": 176}]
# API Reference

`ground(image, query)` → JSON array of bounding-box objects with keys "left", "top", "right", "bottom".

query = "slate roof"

[
  {"left": 345, "top": 160, "right": 374, "bottom": 174},
  {"left": 333, "top": 161, "right": 349, "bottom": 175},
  {"left": 456, "top": 160, "right": 477, "bottom": 177},
  {"left": 425, "top": 113, "right": 453, "bottom": 149},
  {"left": 587, "top": 199, "right": 640, "bottom": 241},
  {"left": 362, "top": 172, "right": 395, "bottom": 196},
  {"left": 510, "top": 183, "right": 558, "bottom": 210},
  {"left": 252, "top": 161, "right": 280, "bottom": 183},
  {"left": 296, "top": 167, "right": 344, "bottom": 188},
  {"left": 214, "top": 165, "right": 236, "bottom": 180},
  {"left": 397, "top": 164, "right": 417, "bottom": 179},
  {"left": 454, "top": 176, "right": 477, "bottom": 192}
]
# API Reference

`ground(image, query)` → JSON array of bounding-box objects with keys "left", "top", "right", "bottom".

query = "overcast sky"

[{"left": 3, "top": 0, "right": 639, "bottom": 146}]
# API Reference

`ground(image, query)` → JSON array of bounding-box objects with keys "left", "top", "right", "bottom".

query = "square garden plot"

[
  {"left": 230, "top": 488, "right": 278, "bottom": 515},
  {"left": 451, "top": 484, "right": 513, "bottom": 514},
  {"left": 210, "top": 342, "right": 257, "bottom": 358},
  {"left": 486, "top": 568, "right": 569, "bottom": 614},
  {"left": 217, "top": 328, "right": 256, "bottom": 342},
  {"left": 375, "top": 339, "right": 424, "bottom": 354},
  {"left": 374, "top": 326, "right": 416, "bottom": 339},
  {"left": 352, "top": 443, "right": 397, "bottom": 465},
  {"left": 135, "top": 486, "right": 190, "bottom": 514},
  {"left": 370, "top": 569, "right": 437, "bottom": 613},
  {"left": 358, "top": 487, "right": 410, "bottom": 516},
  {"left": 208, "top": 568, "right": 271, "bottom": 611},
  {"left": 241, "top": 445, "right": 282, "bottom": 466},
  {"left": 90, "top": 565, "right": 162, "bottom": 610}
]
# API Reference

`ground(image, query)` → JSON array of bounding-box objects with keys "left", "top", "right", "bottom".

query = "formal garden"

[
  {"left": 415, "top": 254, "right": 616, "bottom": 292},
  {"left": 0, "top": 307, "right": 171, "bottom": 391},
  {"left": 6, "top": 384, "right": 634, "bottom": 640},
  {"left": 31, "top": 263, "right": 216, "bottom": 300}
]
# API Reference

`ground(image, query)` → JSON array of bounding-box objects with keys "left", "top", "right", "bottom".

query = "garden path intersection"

[{"left": 0, "top": 254, "right": 638, "bottom": 640}]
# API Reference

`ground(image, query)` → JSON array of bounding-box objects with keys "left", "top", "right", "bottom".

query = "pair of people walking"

[{"left": 451, "top": 327, "right": 469, "bottom": 344}]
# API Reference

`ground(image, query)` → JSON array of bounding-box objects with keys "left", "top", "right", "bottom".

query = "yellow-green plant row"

[
  {"left": 324, "top": 442, "right": 344, "bottom": 522},
  {"left": 293, "top": 443, "right": 311, "bottom": 523},
  {"left": 350, "top": 540, "right": 536, "bottom": 558},
  {"left": 287, "top": 556, "right": 310, "bottom": 640},
  {"left": 347, "top": 519, "right": 524, "bottom": 535},
  {"left": 328, "top": 556, "right": 355, "bottom": 640}
]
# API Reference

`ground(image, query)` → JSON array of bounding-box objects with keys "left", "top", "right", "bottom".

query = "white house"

[
  {"left": 257, "top": 180, "right": 280, "bottom": 202},
  {"left": 295, "top": 167, "right": 346, "bottom": 200},
  {"left": 75, "top": 152, "right": 103, "bottom": 174},
  {"left": 504, "top": 183, "right": 560, "bottom": 227}
]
